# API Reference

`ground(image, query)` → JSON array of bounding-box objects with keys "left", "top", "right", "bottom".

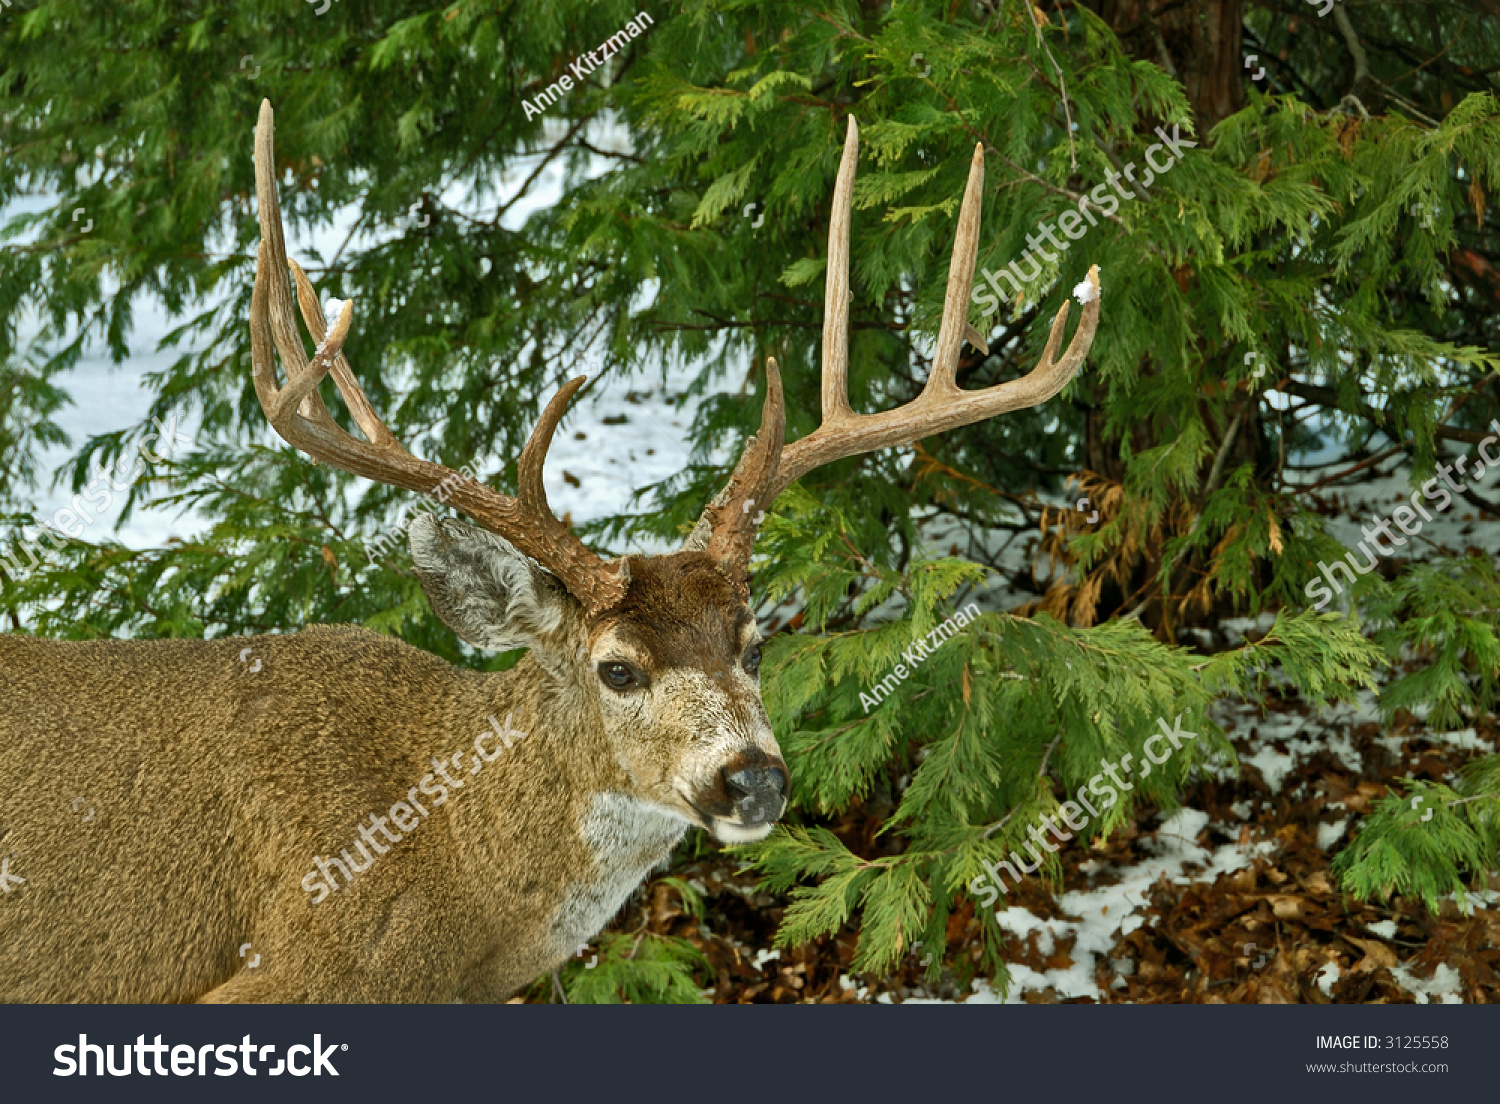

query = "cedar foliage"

[{"left": 3, "top": 0, "right": 1499, "bottom": 1000}]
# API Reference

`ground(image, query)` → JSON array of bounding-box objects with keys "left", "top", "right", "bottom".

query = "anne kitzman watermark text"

[
  {"left": 521, "top": 12, "right": 654, "bottom": 121},
  {"left": 861, "top": 602, "right": 980, "bottom": 714}
]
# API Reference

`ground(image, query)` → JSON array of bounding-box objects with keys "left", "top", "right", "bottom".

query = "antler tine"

[
  {"left": 251, "top": 107, "right": 330, "bottom": 431},
  {"left": 768, "top": 264, "right": 1099, "bottom": 501},
  {"left": 755, "top": 125, "right": 1100, "bottom": 504},
  {"left": 287, "top": 259, "right": 400, "bottom": 449},
  {"left": 251, "top": 100, "right": 418, "bottom": 459},
  {"left": 514, "top": 375, "right": 630, "bottom": 589},
  {"left": 272, "top": 293, "right": 354, "bottom": 424},
  {"left": 699, "top": 359, "right": 784, "bottom": 588},
  {"left": 925, "top": 142, "right": 986, "bottom": 394},
  {"left": 250, "top": 99, "right": 627, "bottom": 614},
  {"left": 678, "top": 357, "right": 786, "bottom": 569},
  {"left": 822, "top": 116, "right": 859, "bottom": 423}
]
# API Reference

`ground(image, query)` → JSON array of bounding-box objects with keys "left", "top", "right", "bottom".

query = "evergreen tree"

[{"left": 3, "top": 0, "right": 1498, "bottom": 999}]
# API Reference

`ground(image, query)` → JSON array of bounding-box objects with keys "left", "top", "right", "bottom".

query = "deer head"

[{"left": 248, "top": 101, "right": 1100, "bottom": 846}]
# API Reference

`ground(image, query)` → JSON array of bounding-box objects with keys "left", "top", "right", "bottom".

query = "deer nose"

[{"left": 722, "top": 762, "right": 788, "bottom": 824}]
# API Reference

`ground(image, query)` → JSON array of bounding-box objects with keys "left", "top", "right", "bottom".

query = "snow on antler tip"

[{"left": 1073, "top": 267, "right": 1102, "bottom": 305}]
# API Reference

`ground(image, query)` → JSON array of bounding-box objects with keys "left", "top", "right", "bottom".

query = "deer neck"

[{"left": 441, "top": 655, "right": 690, "bottom": 957}]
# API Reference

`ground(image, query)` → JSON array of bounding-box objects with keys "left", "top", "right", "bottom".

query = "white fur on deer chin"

[
  {"left": 710, "top": 819, "right": 777, "bottom": 844},
  {"left": 550, "top": 792, "right": 688, "bottom": 961}
]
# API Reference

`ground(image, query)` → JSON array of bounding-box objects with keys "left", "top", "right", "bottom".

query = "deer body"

[
  {"left": 0, "top": 102, "right": 1098, "bottom": 1002},
  {"left": 0, "top": 629, "right": 682, "bottom": 1001},
  {"left": 0, "top": 548, "right": 773, "bottom": 1002}
]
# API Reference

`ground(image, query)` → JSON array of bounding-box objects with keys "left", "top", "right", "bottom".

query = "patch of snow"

[
  {"left": 1372, "top": 733, "right": 1410, "bottom": 760},
  {"left": 1388, "top": 961, "right": 1464, "bottom": 1005},
  {"left": 1316, "top": 962, "right": 1340, "bottom": 997},
  {"left": 1367, "top": 919, "right": 1399, "bottom": 939},
  {"left": 1303, "top": 730, "right": 1365, "bottom": 774},
  {"left": 1317, "top": 818, "right": 1349, "bottom": 849},
  {"left": 1244, "top": 744, "right": 1296, "bottom": 793},
  {"left": 1155, "top": 806, "right": 1212, "bottom": 843},
  {"left": 978, "top": 808, "right": 1274, "bottom": 1003},
  {"left": 1423, "top": 728, "right": 1491, "bottom": 752},
  {"left": 994, "top": 908, "right": 1057, "bottom": 957},
  {"left": 1441, "top": 888, "right": 1500, "bottom": 915},
  {"left": 751, "top": 948, "right": 781, "bottom": 970},
  {"left": 1288, "top": 458, "right": 1500, "bottom": 574},
  {"left": 959, "top": 978, "right": 1005, "bottom": 1004},
  {"left": 837, "top": 974, "right": 871, "bottom": 1001},
  {"left": 1218, "top": 701, "right": 1366, "bottom": 794}
]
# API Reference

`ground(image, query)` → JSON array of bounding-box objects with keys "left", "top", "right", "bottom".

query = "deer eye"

[
  {"left": 599, "top": 662, "right": 643, "bottom": 692},
  {"left": 743, "top": 644, "right": 762, "bottom": 676}
]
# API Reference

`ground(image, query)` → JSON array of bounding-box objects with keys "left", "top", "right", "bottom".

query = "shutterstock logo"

[{"left": 54, "top": 1034, "right": 344, "bottom": 1077}]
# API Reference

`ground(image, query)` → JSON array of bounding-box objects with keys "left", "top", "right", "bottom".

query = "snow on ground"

[
  {"left": 751, "top": 948, "right": 782, "bottom": 970},
  {"left": 1316, "top": 819, "right": 1349, "bottom": 849},
  {"left": 903, "top": 809, "right": 1276, "bottom": 1004},
  {"left": 1315, "top": 963, "right": 1340, "bottom": 996},
  {"left": 1210, "top": 692, "right": 1374, "bottom": 793},
  {"left": 1388, "top": 962, "right": 1464, "bottom": 1004},
  {"left": 1294, "top": 455, "right": 1500, "bottom": 584},
  {"left": 984, "top": 804, "right": 1278, "bottom": 1002},
  {"left": 915, "top": 711, "right": 1496, "bottom": 1005}
]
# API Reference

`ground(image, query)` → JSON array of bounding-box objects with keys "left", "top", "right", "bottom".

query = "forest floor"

[{"left": 613, "top": 676, "right": 1499, "bottom": 1004}]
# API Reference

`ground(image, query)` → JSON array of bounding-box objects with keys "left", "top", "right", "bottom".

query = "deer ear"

[{"left": 408, "top": 515, "right": 575, "bottom": 652}]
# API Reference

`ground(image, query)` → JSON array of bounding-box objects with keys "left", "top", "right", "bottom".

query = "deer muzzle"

[
  {"left": 695, "top": 746, "right": 787, "bottom": 842},
  {"left": 722, "top": 760, "right": 788, "bottom": 826}
]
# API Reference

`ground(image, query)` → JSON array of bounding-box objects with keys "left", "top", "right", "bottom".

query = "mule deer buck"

[{"left": 0, "top": 101, "right": 1099, "bottom": 1002}]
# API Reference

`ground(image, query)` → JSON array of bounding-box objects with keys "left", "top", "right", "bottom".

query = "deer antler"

[
  {"left": 249, "top": 99, "right": 627, "bottom": 613},
  {"left": 690, "top": 115, "right": 1101, "bottom": 575}
]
